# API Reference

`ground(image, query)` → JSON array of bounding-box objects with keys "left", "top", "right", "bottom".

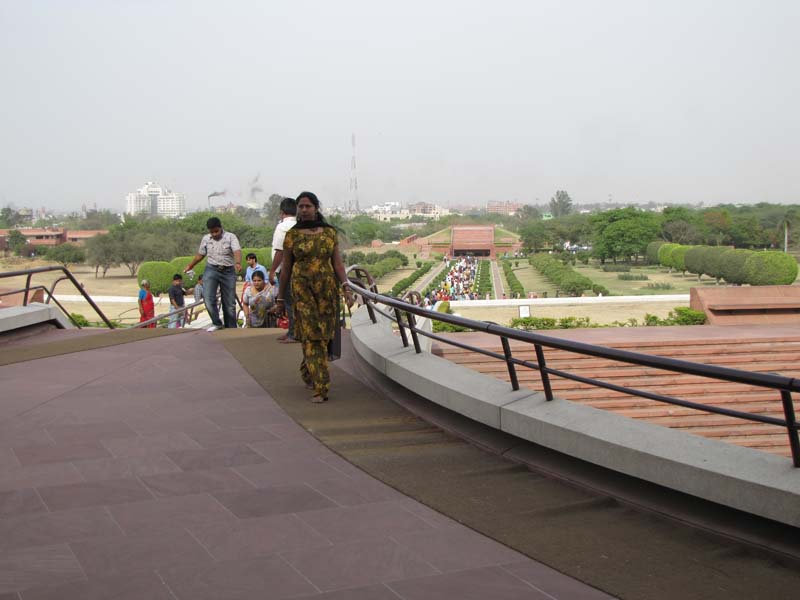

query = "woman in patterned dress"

[{"left": 275, "top": 192, "right": 355, "bottom": 402}]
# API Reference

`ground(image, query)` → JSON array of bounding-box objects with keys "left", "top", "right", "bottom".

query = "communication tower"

[{"left": 349, "top": 134, "right": 359, "bottom": 214}]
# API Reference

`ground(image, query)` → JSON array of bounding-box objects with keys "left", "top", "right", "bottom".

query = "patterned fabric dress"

[{"left": 284, "top": 227, "right": 340, "bottom": 398}]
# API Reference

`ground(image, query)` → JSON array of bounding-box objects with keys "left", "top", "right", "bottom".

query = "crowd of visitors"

[{"left": 424, "top": 256, "right": 483, "bottom": 304}]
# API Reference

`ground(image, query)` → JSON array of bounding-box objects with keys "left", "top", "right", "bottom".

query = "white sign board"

[{"left": 518, "top": 305, "right": 531, "bottom": 318}]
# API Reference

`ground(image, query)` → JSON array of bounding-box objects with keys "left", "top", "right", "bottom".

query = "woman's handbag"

[{"left": 327, "top": 296, "right": 349, "bottom": 361}]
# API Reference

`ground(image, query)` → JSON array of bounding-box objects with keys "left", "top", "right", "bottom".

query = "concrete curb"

[
  {"left": 0, "top": 303, "right": 73, "bottom": 333},
  {"left": 349, "top": 305, "right": 800, "bottom": 528}
]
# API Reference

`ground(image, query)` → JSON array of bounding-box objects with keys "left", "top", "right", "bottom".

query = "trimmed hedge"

[
  {"left": 239, "top": 247, "right": 272, "bottom": 274},
  {"left": 530, "top": 254, "right": 594, "bottom": 296},
  {"left": 657, "top": 243, "right": 681, "bottom": 269},
  {"left": 476, "top": 260, "right": 492, "bottom": 296},
  {"left": 170, "top": 256, "right": 205, "bottom": 288},
  {"left": 646, "top": 241, "right": 665, "bottom": 265},
  {"left": 719, "top": 248, "right": 752, "bottom": 285},
  {"left": 391, "top": 262, "right": 433, "bottom": 296},
  {"left": 137, "top": 261, "right": 174, "bottom": 294},
  {"left": 743, "top": 251, "right": 799, "bottom": 285},
  {"left": 501, "top": 260, "right": 525, "bottom": 298}
]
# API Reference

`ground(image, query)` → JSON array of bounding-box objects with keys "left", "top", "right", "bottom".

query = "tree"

[
  {"left": 702, "top": 209, "right": 732, "bottom": 245},
  {"left": 662, "top": 220, "right": 701, "bottom": 244},
  {"left": 0, "top": 207, "right": 25, "bottom": 228},
  {"left": 85, "top": 234, "right": 119, "bottom": 277},
  {"left": 590, "top": 208, "right": 660, "bottom": 263},
  {"left": 516, "top": 204, "right": 541, "bottom": 220},
  {"left": 548, "top": 190, "right": 573, "bottom": 217},
  {"left": 262, "top": 194, "right": 285, "bottom": 224},
  {"left": 520, "top": 221, "right": 548, "bottom": 252},
  {"left": 6, "top": 230, "right": 28, "bottom": 256},
  {"left": 114, "top": 232, "right": 151, "bottom": 276},
  {"left": 46, "top": 243, "right": 86, "bottom": 267}
]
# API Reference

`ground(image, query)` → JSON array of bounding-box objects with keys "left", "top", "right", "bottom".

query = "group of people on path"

[
  {"left": 141, "top": 191, "right": 355, "bottom": 403},
  {"left": 424, "top": 256, "right": 484, "bottom": 305}
]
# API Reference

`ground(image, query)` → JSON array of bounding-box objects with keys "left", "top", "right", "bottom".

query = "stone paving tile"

[
  {"left": 70, "top": 529, "right": 213, "bottom": 578},
  {"left": 391, "top": 525, "right": 527, "bottom": 572},
  {"left": 281, "top": 537, "right": 438, "bottom": 592},
  {"left": 187, "top": 513, "right": 330, "bottom": 561},
  {"left": 212, "top": 484, "right": 336, "bottom": 518},
  {"left": 107, "top": 492, "right": 237, "bottom": 535},
  {"left": 0, "top": 506, "right": 122, "bottom": 551},
  {"left": 0, "top": 592, "right": 19, "bottom": 600},
  {"left": 0, "top": 464, "right": 84, "bottom": 493},
  {"left": 165, "top": 444, "right": 266, "bottom": 471},
  {"left": 45, "top": 421, "right": 137, "bottom": 445},
  {"left": 233, "top": 457, "right": 351, "bottom": 487},
  {"left": 122, "top": 414, "right": 220, "bottom": 436},
  {"left": 246, "top": 437, "right": 330, "bottom": 461},
  {"left": 18, "top": 572, "right": 175, "bottom": 600},
  {"left": 37, "top": 478, "right": 152, "bottom": 511},
  {"left": 0, "top": 431, "right": 53, "bottom": 453},
  {"left": 0, "top": 544, "right": 84, "bottom": 595},
  {"left": 387, "top": 565, "right": 552, "bottom": 600},
  {"left": 12, "top": 442, "right": 111, "bottom": 467},
  {"left": 187, "top": 427, "right": 279, "bottom": 448},
  {"left": 70, "top": 455, "right": 180, "bottom": 482},
  {"left": 395, "top": 498, "right": 460, "bottom": 529},
  {"left": 308, "top": 477, "right": 405, "bottom": 507},
  {"left": 296, "top": 584, "right": 402, "bottom": 600},
  {"left": 296, "top": 501, "right": 434, "bottom": 544},
  {"left": 205, "top": 408, "right": 292, "bottom": 429},
  {"left": 0, "top": 448, "right": 20, "bottom": 472},
  {"left": 0, "top": 489, "right": 47, "bottom": 519},
  {"left": 100, "top": 432, "right": 202, "bottom": 457},
  {"left": 262, "top": 421, "right": 315, "bottom": 440},
  {"left": 139, "top": 467, "right": 254, "bottom": 498},
  {"left": 501, "top": 560, "right": 619, "bottom": 600},
  {"left": 160, "top": 554, "right": 317, "bottom": 600}
]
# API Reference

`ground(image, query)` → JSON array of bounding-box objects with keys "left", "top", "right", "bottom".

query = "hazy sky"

[{"left": 1, "top": 1, "right": 798, "bottom": 212}]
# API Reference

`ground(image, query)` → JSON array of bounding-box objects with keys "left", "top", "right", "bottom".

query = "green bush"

[
  {"left": 170, "top": 256, "right": 205, "bottom": 288},
  {"left": 720, "top": 248, "right": 754, "bottom": 285},
  {"left": 476, "top": 260, "right": 493, "bottom": 295},
  {"left": 645, "top": 282, "right": 674, "bottom": 290},
  {"left": 617, "top": 273, "right": 649, "bottom": 281},
  {"left": 592, "top": 284, "right": 610, "bottom": 296},
  {"left": 670, "top": 306, "right": 707, "bottom": 325},
  {"left": 390, "top": 262, "right": 432, "bottom": 296},
  {"left": 69, "top": 313, "right": 90, "bottom": 327},
  {"left": 239, "top": 247, "right": 272, "bottom": 274},
  {"left": 743, "top": 251, "right": 799, "bottom": 285},
  {"left": 657, "top": 243, "right": 680, "bottom": 269},
  {"left": 138, "top": 261, "right": 174, "bottom": 294},
  {"left": 646, "top": 241, "right": 665, "bottom": 265},
  {"left": 432, "top": 321, "right": 471, "bottom": 333},
  {"left": 530, "top": 254, "right": 595, "bottom": 296},
  {"left": 501, "top": 260, "right": 525, "bottom": 298},
  {"left": 510, "top": 316, "right": 594, "bottom": 330}
]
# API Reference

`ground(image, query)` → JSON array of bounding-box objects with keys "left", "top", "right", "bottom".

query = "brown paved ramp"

[
  {"left": 223, "top": 330, "right": 800, "bottom": 600},
  {"left": 434, "top": 324, "right": 800, "bottom": 457},
  {"left": 0, "top": 331, "right": 600, "bottom": 599}
]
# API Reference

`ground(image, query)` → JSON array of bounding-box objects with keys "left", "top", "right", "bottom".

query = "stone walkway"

[{"left": 0, "top": 332, "right": 612, "bottom": 599}]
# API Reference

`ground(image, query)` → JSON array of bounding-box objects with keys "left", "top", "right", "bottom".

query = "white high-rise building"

[{"left": 125, "top": 182, "right": 186, "bottom": 218}]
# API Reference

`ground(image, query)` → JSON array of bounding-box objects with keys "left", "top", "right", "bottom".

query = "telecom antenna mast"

[{"left": 350, "top": 133, "right": 359, "bottom": 214}]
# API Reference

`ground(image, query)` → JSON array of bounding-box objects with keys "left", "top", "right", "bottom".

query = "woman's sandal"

[{"left": 311, "top": 393, "right": 328, "bottom": 403}]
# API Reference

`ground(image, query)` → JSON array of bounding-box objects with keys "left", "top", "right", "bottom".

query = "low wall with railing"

[{"left": 348, "top": 302, "right": 800, "bottom": 528}]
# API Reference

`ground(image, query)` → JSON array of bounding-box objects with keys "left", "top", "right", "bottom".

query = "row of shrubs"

[
  {"left": 500, "top": 260, "right": 525, "bottom": 297},
  {"left": 618, "top": 273, "right": 649, "bottom": 281},
  {"left": 343, "top": 249, "right": 409, "bottom": 267},
  {"left": 508, "top": 306, "right": 706, "bottom": 331},
  {"left": 530, "top": 254, "right": 608, "bottom": 296},
  {"left": 476, "top": 260, "right": 492, "bottom": 296},
  {"left": 390, "top": 262, "right": 433, "bottom": 296},
  {"left": 648, "top": 241, "right": 798, "bottom": 285}
]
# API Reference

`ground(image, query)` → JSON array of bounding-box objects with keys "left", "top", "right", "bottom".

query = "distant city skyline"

[{"left": 1, "top": 2, "right": 799, "bottom": 212}]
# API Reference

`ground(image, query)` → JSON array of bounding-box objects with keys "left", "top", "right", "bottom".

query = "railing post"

[
  {"left": 364, "top": 297, "right": 377, "bottom": 324},
  {"left": 780, "top": 390, "right": 800, "bottom": 467},
  {"left": 500, "top": 336, "right": 519, "bottom": 391},
  {"left": 534, "top": 343, "right": 554, "bottom": 401},
  {"left": 394, "top": 308, "right": 409, "bottom": 347},
  {"left": 406, "top": 311, "right": 422, "bottom": 354},
  {"left": 23, "top": 272, "right": 33, "bottom": 306}
]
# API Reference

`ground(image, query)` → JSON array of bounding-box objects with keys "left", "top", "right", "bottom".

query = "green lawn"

[
  {"left": 573, "top": 263, "right": 720, "bottom": 295},
  {"left": 509, "top": 263, "right": 559, "bottom": 297}
]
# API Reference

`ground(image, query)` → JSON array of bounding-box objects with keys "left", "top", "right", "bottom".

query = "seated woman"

[{"left": 243, "top": 271, "right": 275, "bottom": 328}]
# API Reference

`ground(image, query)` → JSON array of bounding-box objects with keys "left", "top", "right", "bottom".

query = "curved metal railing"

[
  {"left": 0, "top": 266, "right": 115, "bottom": 328},
  {"left": 345, "top": 267, "right": 800, "bottom": 467}
]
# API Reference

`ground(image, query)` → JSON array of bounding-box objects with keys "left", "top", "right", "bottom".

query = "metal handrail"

[
  {"left": 345, "top": 271, "right": 800, "bottom": 467},
  {"left": 132, "top": 299, "right": 205, "bottom": 328},
  {"left": 0, "top": 266, "right": 115, "bottom": 328}
]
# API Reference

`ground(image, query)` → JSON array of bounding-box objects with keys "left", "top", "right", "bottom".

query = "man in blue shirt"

[{"left": 244, "top": 253, "right": 268, "bottom": 284}]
